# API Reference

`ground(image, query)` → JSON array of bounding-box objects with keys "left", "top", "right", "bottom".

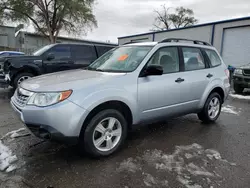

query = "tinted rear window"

[
  {"left": 96, "top": 46, "right": 114, "bottom": 57},
  {"left": 71, "top": 45, "right": 97, "bottom": 59}
]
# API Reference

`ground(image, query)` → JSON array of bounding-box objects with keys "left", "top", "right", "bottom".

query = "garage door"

[{"left": 222, "top": 26, "right": 250, "bottom": 67}]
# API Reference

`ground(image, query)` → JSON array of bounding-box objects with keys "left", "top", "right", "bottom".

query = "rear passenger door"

[
  {"left": 71, "top": 44, "right": 97, "bottom": 68},
  {"left": 178, "top": 47, "right": 211, "bottom": 111}
]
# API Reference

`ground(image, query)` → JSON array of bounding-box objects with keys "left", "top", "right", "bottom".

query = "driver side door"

[
  {"left": 43, "top": 45, "right": 74, "bottom": 73},
  {"left": 137, "top": 46, "right": 183, "bottom": 122}
]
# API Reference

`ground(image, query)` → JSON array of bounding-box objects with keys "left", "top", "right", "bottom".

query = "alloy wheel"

[
  {"left": 92, "top": 117, "right": 122, "bottom": 152},
  {"left": 208, "top": 97, "right": 220, "bottom": 119}
]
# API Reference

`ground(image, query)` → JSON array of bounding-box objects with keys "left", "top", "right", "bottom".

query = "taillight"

[{"left": 225, "top": 69, "right": 230, "bottom": 78}]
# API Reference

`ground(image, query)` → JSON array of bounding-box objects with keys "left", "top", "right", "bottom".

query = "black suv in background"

[
  {"left": 0, "top": 43, "right": 117, "bottom": 88},
  {"left": 233, "top": 63, "right": 250, "bottom": 93}
]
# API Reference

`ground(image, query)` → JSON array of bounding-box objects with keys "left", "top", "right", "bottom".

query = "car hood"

[
  {"left": 2, "top": 55, "right": 40, "bottom": 61},
  {"left": 21, "top": 69, "right": 127, "bottom": 92}
]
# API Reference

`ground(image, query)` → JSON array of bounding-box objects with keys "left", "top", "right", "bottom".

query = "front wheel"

[
  {"left": 80, "top": 109, "right": 128, "bottom": 157},
  {"left": 13, "top": 72, "right": 34, "bottom": 88},
  {"left": 198, "top": 92, "right": 222, "bottom": 123}
]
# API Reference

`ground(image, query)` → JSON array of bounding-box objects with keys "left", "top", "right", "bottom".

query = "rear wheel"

[
  {"left": 198, "top": 92, "right": 222, "bottom": 123},
  {"left": 13, "top": 72, "right": 34, "bottom": 88},
  {"left": 234, "top": 84, "right": 244, "bottom": 94},
  {"left": 80, "top": 109, "right": 128, "bottom": 157}
]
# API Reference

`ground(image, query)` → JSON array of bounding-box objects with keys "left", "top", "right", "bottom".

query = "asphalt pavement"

[{"left": 0, "top": 88, "right": 250, "bottom": 188}]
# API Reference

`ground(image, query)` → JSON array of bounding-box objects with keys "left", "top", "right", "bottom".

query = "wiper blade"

[
  {"left": 83, "top": 66, "right": 94, "bottom": 70},
  {"left": 83, "top": 67, "right": 104, "bottom": 72},
  {"left": 96, "top": 68, "right": 104, "bottom": 72}
]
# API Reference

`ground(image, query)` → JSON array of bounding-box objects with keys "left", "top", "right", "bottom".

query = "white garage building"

[{"left": 118, "top": 16, "right": 250, "bottom": 67}]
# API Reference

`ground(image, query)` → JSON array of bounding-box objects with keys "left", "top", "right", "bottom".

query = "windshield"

[
  {"left": 88, "top": 46, "right": 153, "bottom": 72},
  {"left": 33, "top": 44, "right": 54, "bottom": 56}
]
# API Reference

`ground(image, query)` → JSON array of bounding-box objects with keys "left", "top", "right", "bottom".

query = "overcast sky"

[{"left": 81, "top": 0, "right": 250, "bottom": 43}]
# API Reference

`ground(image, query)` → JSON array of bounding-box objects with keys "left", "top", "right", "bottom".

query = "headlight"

[
  {"left": 27, "top": 90, "right": 72, "bottom": 107},
  {"left": 234, "top": 69, "right": 243, "bottom": 75}
]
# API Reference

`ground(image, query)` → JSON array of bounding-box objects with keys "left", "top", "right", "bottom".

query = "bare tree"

[
  {"left": 152, "top": 5, "right": 172, "bottom": 31},
  {"left": 152, "top": 5, "right": 198, "bottom": 31}
]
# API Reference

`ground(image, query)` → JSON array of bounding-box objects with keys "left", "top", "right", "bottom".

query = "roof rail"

[{"left": 159, "top": 38, "right": 211, "bottom": 46}]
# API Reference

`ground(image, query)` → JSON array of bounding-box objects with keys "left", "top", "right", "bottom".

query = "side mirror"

[
  {"left": 142, "top": 65, "right": 163, "bottom": 76},
  {"left": 47, "top": 53, "right": 55, "bottom": 60}
]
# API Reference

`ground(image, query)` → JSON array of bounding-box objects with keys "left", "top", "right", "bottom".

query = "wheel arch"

[
  {"left": 80, "top": 100, "right": 133, "bottom": 136},
  {"left": 199, "top": 83, "right": 226, "bottom": 109},
  {"left": 11, "top": 66, "right": 40, "bottom": 85}
]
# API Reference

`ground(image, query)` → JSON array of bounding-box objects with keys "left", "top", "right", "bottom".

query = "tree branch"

[{"left": 3, "top": 6, "right": 47, "bottom": 37}]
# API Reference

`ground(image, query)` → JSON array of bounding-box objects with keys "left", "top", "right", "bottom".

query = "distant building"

[
  {"left": 0, "top": 25, "right": 16, "bottom": 50},
  {"left": 118, "top": 16, "right": 250, "bottom": 67},
  {"left": 16, "top": 31, "right": 117, "bottom": 54}
]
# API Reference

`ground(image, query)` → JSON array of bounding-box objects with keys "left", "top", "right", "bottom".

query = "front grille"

[
  {"left": 243, "top": 69, "right": 250, "bottom": 76},
  {"left": 13, "top": 88, "right": 33, "bottom": 107}
]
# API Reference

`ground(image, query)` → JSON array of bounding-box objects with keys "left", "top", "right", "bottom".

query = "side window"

[
  {"left": 204, "top": 49, "right": 222, "bottom": 67},
  {"left": 71, "top": 45, "right": 97, "bottom": 61},
  {"left": 182, "top": 47, "right": 205, "bottom": 71},
  {"left": 49, "top": 45, "right": 71, "bottom": 60},
  {"left": 96, "top": 46, "right": 114, "bottom": 57},
  {"left": 148, "top": 47, "right": 179, "bottom": 74}
]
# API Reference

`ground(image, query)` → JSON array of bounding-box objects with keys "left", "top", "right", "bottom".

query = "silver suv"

[{"left": 11, "top": 38, "right": 230, "bottom": 157}]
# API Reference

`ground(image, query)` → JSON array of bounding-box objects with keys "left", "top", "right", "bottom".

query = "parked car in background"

[
  {"left": 10, "top": 38, "right": 230, "bottom": 157},
  {"left": 0, "top": 51, "right": 25, "bottom": 87},
  {"left": 233, "top": 63, "right": 250, "bottom": 93},
  {"left": 0, "top": 43, "right": 116, "bottom": 88},
  {"left": 0, "top": 51, "right": 24, "bottom": 57}
]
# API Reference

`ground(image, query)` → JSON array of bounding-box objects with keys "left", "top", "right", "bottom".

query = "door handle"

[
  {"left": 175, "top": 78, "right": 185, "bottom": 83},
  {"left": 207, "top": 73, "right": 213, "bottom": 78}
]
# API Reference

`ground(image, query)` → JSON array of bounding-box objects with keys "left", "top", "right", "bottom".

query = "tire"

[
  {"left": 13, "top": 72, "right": 34, "bottom": 88},
  {"left": 234, "top": 84, "right": 244, "bottom": 94},
  {"left": 198, "top": 92, "right": 222, "bottom": 123},
  {"left": 80, "top": 109, "right": 128, "bottom": 158}
]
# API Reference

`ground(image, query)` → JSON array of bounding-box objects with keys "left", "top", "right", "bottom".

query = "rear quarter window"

[{"left": 204, "top": 49, "right": 222, "bottom": 67}]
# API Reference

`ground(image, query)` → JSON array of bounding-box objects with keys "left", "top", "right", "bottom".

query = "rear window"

[
  {"left": 96, "top": 46, "right": 114, "bottom": 57},
  {"left": 71, "top": 45, "right": 97, "bottom": 60},
  {"left": 204, "top": 49, "right": 222, "bottom": 67},
  {"left": 182, "top": 47, "right": 205, "bottom": 71}
]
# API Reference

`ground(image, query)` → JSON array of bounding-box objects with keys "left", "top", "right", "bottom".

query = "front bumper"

[
  {"left": 10, "top": 97, "right": 89, "bottom": 144},
  {"left": 233, "top": 75, "right": 250, "bottom": 88}
]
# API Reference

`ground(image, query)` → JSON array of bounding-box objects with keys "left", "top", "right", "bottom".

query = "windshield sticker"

[{"left": 118, "top": 54, "right": 128, "bottom": 61}]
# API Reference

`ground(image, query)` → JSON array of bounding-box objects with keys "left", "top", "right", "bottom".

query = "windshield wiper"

[
  {"left": 83, "top": 66, "right": 94, "bottom": 70},
  {"left": 82, "top": 66, "right": 104, "bottom": 72},
  {"left": 96, "top": 68, "right": 104, "bottom": 72}
]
